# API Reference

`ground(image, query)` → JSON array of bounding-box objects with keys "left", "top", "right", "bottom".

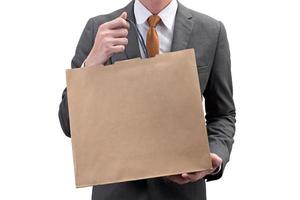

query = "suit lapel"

[
  {"left": 111, "top": 0, "right": 141, "bottom": 63},
  {"left": 171, "top": 2, "right": 193, "bottom": 52}
]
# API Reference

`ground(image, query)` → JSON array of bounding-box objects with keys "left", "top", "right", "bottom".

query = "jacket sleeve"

[
  {"left": 203, "top": 21, "right": 236, "bottom": 181},
  {"left": 58, "top": 18, "right": 95, "bottom": 137}
]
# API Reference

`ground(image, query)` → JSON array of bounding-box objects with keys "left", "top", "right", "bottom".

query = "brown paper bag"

[{"left": 66, "top": 49, "right": 212, "bottom": 188}]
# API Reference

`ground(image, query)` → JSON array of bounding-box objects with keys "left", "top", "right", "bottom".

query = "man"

[{"left": 59, "top": 0, "right": 236, "bottom": 199}]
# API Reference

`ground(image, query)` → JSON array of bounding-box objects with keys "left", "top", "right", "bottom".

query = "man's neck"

[{"left": 138, "top": 0, "right": 173, "bottom": 15}]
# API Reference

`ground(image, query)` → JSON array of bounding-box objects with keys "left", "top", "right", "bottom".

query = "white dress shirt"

[{"left": 134, "top": 0, "right": 178, "bottom": 58}]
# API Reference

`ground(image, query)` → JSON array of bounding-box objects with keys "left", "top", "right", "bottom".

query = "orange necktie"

[{"left": 146, "top": 15, "right": 161, "bottom": 57}]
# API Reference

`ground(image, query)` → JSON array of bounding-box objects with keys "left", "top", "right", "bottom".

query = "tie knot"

[{"left": 147, "top": 15, "right": 161, "bottom": 28}]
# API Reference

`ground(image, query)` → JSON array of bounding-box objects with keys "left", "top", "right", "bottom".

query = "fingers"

[
  {"left": 164, "top": 175, "right": 190, "bottom": 185},
  {"left": 106, "top": 38, "right": 128, "bottom": 54},
  {"left": 110, "top": 45, "right": 126, "bottom": 54},
  {"left": 86, "top": 12, "right": 129, "bottom": 66},
  {"left": 111, "top": 37, "right": 128, "bottom": 45},
  {"left": 120, "top": 11, "right": 127, "bottom": 20},
  {"left": 182, "top": 170, "right": 212, "bottom": 182},
  {"left": 119, "top": 12, "right": 129, "bottom": 29},
  {"left": 103, "top": 12, "right": 130, "bottom": 30},
  {"left": 164, "top": 155, "right": 223, "bottom": 185},
  {"left": 109, "top": 28, "right": 128, "bottom": 38},
  {"left": 165, "top": 169, "right": 216, "bottom": 185},
  {"left": 97, "top": 34, "right": 128, "bottom": 55}
]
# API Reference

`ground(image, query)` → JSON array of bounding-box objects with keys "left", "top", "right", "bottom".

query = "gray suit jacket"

[{"left": 58, "top": 1, "right": 236, "bottom": 199}]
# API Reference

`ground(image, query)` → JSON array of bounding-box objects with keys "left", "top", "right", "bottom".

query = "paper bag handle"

[{"left": 126, "top": 19, "right": 149, "bottom": 58}]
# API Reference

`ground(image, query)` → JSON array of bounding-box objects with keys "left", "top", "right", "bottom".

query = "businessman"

[{"left": 59, "top": 0, "right": 236, "bottom": 199}]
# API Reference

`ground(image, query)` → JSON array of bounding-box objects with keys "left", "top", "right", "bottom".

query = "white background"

[{"left": 0, "top": 0, "right": 299, "bottom": 199}]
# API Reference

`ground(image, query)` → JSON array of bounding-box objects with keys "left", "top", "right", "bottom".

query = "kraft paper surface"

[{"left": 66, "top": 49, "right": 212, "bottom": 188}]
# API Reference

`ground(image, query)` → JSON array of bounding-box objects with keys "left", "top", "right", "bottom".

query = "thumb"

[
  {"left": 120, "top": 12, "right": 127, "bottom": 20},
  {"left": 210, "top": 153, "right": 222, "bottom": 168}
]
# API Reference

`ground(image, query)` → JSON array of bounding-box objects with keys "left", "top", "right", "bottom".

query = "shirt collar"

[{"left": 134, "top": 0, "right": 178, "bottom": 30}]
